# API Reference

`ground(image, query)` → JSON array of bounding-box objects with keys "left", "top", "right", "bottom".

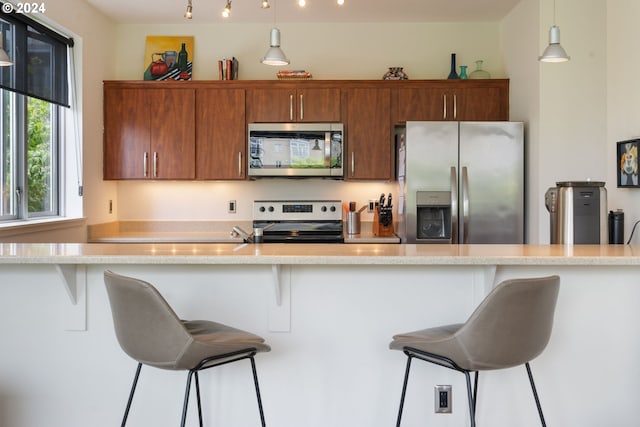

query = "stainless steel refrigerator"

[{"left": 397, "top": 121, "right": 524, "bottom": 244}]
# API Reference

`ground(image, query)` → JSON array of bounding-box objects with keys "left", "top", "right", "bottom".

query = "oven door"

[{"left": 254, "top": 220, "right": 344, "bottom": 243}]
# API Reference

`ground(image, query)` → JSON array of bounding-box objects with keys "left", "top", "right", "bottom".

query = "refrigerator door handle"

[
  {"left": 461, "top": 166, "right": 470, "bottom": 243},
  {"left": 450, "top": 166, "right": 458, "bottom": 243}
]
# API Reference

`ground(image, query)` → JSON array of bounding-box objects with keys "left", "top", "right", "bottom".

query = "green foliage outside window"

[{"left": 27, "top": 98, "right": 51, "bottom": 213}]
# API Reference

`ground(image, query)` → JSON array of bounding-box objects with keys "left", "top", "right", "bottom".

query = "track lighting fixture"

[
  {"left": 261, "top": 0, "right": 270, "bottom": 8},
  {"left": 297, "top": 0, "right": 306, "bottom": 6},
  {"left": 222, "top": 0, "right": 231, "bottom": 18},
  {"left": 184, "top": 0, "right": 193, "bottom": 19},
  {"left": 337, "top": 0, "right": 344, "bottom": 4}
]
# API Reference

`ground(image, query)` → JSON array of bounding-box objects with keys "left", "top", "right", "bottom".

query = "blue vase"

[{"left": 448, "top": 53, "right": 459, "bottom": 79}]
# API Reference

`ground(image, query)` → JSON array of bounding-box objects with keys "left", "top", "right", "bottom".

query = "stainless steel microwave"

[{"left": 248, "top": 123, "right": 343, "bottom": 178}]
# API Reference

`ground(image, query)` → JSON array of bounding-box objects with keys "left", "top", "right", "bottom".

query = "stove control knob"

[
  {"left": 268, "top": 206, "right": 275, "bottom": 212},
  {"left": 259, "top": 206, "right": 266, "bottom": 212},
  {"left": 330, "top": 206, "right": 337, "bottom": 212},
  {"left": 321, "top": 206, "right": 327, "bottom": 212}
]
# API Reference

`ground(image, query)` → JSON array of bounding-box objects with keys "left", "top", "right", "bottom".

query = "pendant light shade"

[
  {"left": 0, "top": 38, "right": 12, "bottom": 67},
  {"left": 260, "top": 28, "right": 289, "bottom": 66},
  {"left": 539, "top": 25, "right": 570, "bottom": 62}
]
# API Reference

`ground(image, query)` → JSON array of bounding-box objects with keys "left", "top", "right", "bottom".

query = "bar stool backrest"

[
  {"left": 104, "top": 270, "right": 192, "bottom": 369},
  {"left": 456, "top": 275, "right": 560, "bottom": 370}
]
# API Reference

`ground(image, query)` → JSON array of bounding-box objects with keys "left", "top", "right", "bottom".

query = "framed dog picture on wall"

[{"left": 617, "top": 138, "right": 640, "bottom": 187}]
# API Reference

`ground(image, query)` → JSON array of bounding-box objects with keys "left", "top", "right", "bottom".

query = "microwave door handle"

[
  {"left": 450, "top": 166, "right": 458, "bottom": 243},
  {"left": 461, "top": 166, "right": 470, "bottom": 244},
  {"left": 324, "top": 132, "right": 331, "bottom": 167}
]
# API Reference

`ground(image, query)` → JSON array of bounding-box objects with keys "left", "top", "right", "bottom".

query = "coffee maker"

[{"left": 544, "top": 181, "right": 607, "bottom": 244}]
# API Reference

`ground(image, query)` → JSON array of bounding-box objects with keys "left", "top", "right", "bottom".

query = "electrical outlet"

[
  {"left": 435, "top": 385, "right": 452, "bottom": 414},
  {"left": 108, "top": 199, "right": 113, "bottom": 214},
  {"left": 228, "top": 200, "right": 236, "bottom": 214},
  {"left": 368, "top": 199, "right": 375, "bottom": 213}
]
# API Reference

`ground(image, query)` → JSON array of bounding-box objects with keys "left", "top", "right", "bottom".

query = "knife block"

[{"left": 373, "top": 207, "right": 394, "bottom": 237}]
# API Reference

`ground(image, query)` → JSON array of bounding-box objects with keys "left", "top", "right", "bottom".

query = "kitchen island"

[{"left": 0, "top": 243, "right": 637, "bottom": 427}]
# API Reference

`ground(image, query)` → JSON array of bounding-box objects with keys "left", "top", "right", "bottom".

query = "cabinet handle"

[
  {"left": 289, "top": 94, "right": 294, "bottom": 121},
  {"left": 153, "top": 152, "right": 158, "bottom": 178},
  {"left": 453, "top": 94, "right": 457, "bottom": 120},
  {"left": 443, "top": 94, "right": 447, "bottom": 120},
  {"left": 143, "top": 152, "right": 148, "bottom": 177},
  {"left": 238, "top": 151, "right": 242, "bottom": 177},
  {"left": 300, "top": 94, "right": 304, "bottom": 121}
]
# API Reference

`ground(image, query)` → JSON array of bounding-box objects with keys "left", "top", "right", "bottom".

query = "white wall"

[
  {"left": 45, "top": 0, "right": 118, "bottom": 224},
  {"left": 536, "top": 0, "right": 607, "bottom": 243},
  {"left": 501, "top": 0, "right": 607, "bottom": 243},
  {"left": 607, "top": 0, "right": 640, "bottom": 243},
  {"left": 501, "top": 0, "right": 541, "bottom": 242},
  {"left": 114, "top": 22, "right": 504, "bottom": 81}
]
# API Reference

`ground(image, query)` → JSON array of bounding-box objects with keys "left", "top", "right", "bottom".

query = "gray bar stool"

[
  {"left": 389, "top": 275, "right": 560, "bottom": 427},
  {"left": 103, "top": 270, "right": 271, "bottom": 427}
]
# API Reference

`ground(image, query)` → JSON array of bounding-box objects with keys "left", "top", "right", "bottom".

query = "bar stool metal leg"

[
  {"left": 250, "top": 356, "right": 267, "bottom": 427},
  {"left": 464, "top": 371, "right": 477, "bottom": 427},
  {"left": 472, "top": 371, "right": 479, "bottom": 417},
  {"left": 395, "top": 354, "right": 413, "bottom": 427},
  {"left": 181, "top": 370, "right": 195, "bottom": 427},
  {"left": 526, "top": 362, "right": 547, "bottom": 427},
  {"left": 121, "top": 363, "right": 143, "bottom": 427},
  {"left": 194, "top": 371, "right": 203, "bottom": 427}
]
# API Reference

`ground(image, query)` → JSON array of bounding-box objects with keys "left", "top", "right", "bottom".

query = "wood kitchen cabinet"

[
  {"left": 247, "top": 86, "right": 341, "bottom": 122},
  {"left": 104, "top": 85, "right": 195, "bottom": 180},
  {"left": 196, "top": 88, "right": 246, "bottom": 180},
  {"left": 343, "top": 87, "right": 392, "bottom": 180},
  {"left": 392, "top": 79, "right": 509, "bottom": 123}
]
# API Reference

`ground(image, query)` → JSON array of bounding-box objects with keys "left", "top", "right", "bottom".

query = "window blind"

[{"left": 0, "top": 4, "right": 74, "bottom": 108}]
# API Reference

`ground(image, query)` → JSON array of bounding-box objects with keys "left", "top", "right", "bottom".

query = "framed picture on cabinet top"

[
  {"left": 143, "top": 36, "right": 194, "bottom": 81},
  {"left": 617, "top": 138, "right": 640, "bottom": 187}
]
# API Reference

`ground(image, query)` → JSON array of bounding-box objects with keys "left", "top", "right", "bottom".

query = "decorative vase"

[
  {"left": 382, "top": 67, "right": 409, "bottom": 80},
  {"left": 447, "top": 53, "right": 459, "bottom": 79},
  {"left": 459, "top": 65, "right": 468, "bottom": 80},
  {"left": 469, "top": 60, "right": 490, "bottom": 79}
]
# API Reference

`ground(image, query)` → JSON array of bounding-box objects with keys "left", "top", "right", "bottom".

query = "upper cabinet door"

[
  {"left": 149, "top": 88, "right": 196, "bottom": 179},
  {"left": 103, "top": 84, "right": 195, "bottom": 180},
  {"left": 247, "top": 86, "right": 341, "bottom": 122},
  {"left": 196, "top": 88, "right": 246, "bottom": 180},
  {"left": 453, "top": 83, "right": 508, "bottom": 121},
  {"left": 104, "top": 88, "right": 150, "bottom": 180},
  {"left": 344, "top": 87, "right": 392, "bottom": 180},
  {"left": 296, "top": 88, "right": 341, "bottom": 122},
  {"left": 392, "top": 80, "right": 509, "bottom": 124}
]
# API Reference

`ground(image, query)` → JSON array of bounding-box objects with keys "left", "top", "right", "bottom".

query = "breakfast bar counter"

[
  {"left": 0, "top": 243, "right": 638, "bottom": 427},
  {"left": 1, "top": 242, "right": 639, "bottom": 265}
]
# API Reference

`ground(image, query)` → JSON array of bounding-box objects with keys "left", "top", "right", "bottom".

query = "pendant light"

[
  {"left": 260, "top": 0, "right": 289, "bottom": 66},
  {"left": 0, "top": 38, "right": 11, "bottom": 66},
  {"left": 539, "top": 0, "right": 570, "bottom": 62},
  {"left": 260, "top": 28, "right": 289, "bottom": 66}
]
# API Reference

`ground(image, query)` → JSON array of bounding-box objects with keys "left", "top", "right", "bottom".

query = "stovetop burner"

[{"left": 253, "top": 200, "right": 344, "bottom": 243}]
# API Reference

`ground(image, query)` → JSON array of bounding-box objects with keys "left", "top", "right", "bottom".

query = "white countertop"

[{"left": 1, "top": 243, "right": 639, "bottom": 265}]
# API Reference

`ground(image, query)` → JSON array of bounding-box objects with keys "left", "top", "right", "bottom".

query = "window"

[{"left": 0, "top": 7, "right": 73, "bottom": 222}]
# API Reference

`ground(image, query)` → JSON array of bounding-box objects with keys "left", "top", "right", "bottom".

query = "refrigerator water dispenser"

[{"left": 416, "top": 191, "right": 452, "bottom": 243}]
